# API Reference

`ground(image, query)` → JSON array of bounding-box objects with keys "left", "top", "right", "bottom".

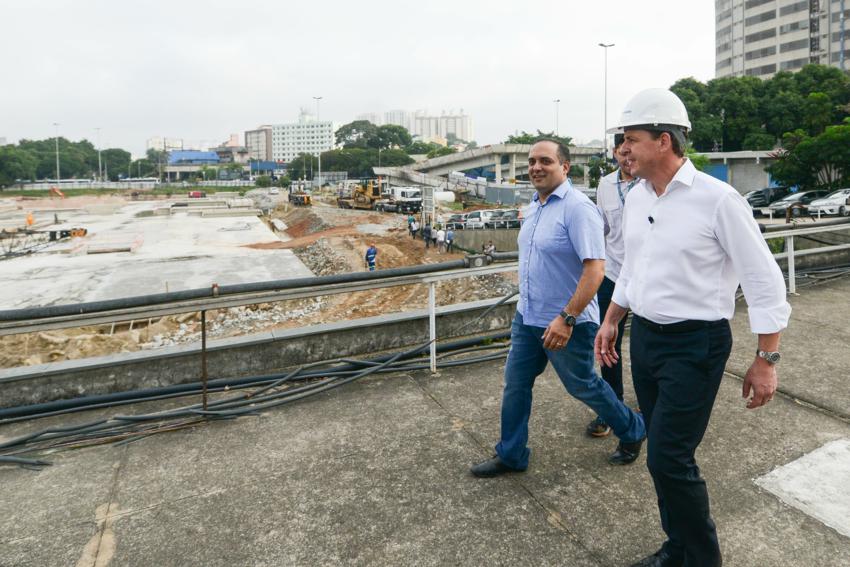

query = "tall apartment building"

[
  {"left": 245, "top": 126, "right": 272, "bottom": 161},
  {"left": 267, "top": 109, "right": 336, "bottom": 162},
  {"left": 383, "top": 109, "right": 475, "bottom": 143},
  {"left": 356, "top": 112, "right": 383, "bottom": 125},
  {"left": 716, "top": 0, "right": 849, "bottom": 78}
]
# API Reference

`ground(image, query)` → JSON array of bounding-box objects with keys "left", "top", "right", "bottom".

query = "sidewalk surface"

[{"left": 1, "top": 277, "right": 849, "bottom": 566}]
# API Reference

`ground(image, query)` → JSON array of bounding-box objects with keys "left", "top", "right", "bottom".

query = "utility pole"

[
  {"left": 553, "top": 99, "right": 560, "bottom": 136},
  {"left": 53, "top": 122, "right": 61, "bottom": 182},
  {"left": 598, "top": 43, "right": 615, "bottom": 159},
  {"left": 95, "top": 127, "right": 103, "bottom": 181},
  {"left": 313, "top": 96, "right": 323, "bottom": 189}
]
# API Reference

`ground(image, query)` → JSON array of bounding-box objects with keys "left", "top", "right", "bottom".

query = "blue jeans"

[{"left": 496, "top": 312, "right": 645, "bottom": 470}]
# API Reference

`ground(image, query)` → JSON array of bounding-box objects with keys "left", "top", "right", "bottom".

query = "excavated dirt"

[{"left": 2, "top": 197, "right": 516, "bottom": 369}]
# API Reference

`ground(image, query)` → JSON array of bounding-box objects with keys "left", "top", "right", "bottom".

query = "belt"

[{"left": 633, "top": 314, "right": 727, "bottom": 334}]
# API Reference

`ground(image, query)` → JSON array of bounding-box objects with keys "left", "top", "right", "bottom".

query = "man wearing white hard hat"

[{"left": 594, "top": 89, "right": 790, "bottom": 567}]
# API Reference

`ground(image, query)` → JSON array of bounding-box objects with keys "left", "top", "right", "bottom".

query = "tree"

[
  {"left": 803, "top": 92, "right": 834, "bottom": 136},
  {"left": 287, "top": 153, "right": 318, "bottom": 181},
  {"left": 587, "top": 156, "right": 614, "bottom": 188},
  {"left": 426, "top": 146, "right": 456, "bottom": 159},
  {"left": 374, "top": 124, "right": 412, "bottom": 150},
  {"left": 335, "top": 120, "right": 379, "bottom": 149},
  {"left": 318, "top": 148, "right": 413, "bottom": 178},
  {"left": 0, "top": 145, "right": 38, "bottom": 186},
  {"left": 101, "top": 148, "right": 131, "bottom": 181},
  {"left": 404, "top": 141, "right": 441, "bottom": 154},
  {"left": 504, "top": 130, "right": 573, "bottom": 146},
  {"left": 255, "top": 175, "right": 272, "bottom": 188},
  {"left": 767, "top": 120, "right": 850, "bottom": 191}
]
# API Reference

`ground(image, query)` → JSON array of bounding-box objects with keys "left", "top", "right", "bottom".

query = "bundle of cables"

[{"left": 0, "top": 293, "right": 517, "bottom": 469}]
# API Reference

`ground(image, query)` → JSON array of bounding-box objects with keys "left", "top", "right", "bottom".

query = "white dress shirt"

[
  {"left": 596, "top": 169, "right": 642, "bottom": 281},
  {"left": 612, "top": 159, "right": 791, "bottom": 334}
]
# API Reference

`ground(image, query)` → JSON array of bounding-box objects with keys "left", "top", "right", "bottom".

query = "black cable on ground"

[{"left": 0, "top": 298, "right": 516, "bottom": 467}]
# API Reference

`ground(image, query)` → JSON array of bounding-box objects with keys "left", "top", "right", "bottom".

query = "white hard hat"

[{"left": 608, "top": 88, "right": 691, "bottom": 133}]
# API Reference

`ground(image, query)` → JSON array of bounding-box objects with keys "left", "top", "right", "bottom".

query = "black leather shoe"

[
  {"left": 470, "top": 456, "right": 523, "bottom": 478},
  {"left": 628, "top": 548, "right": 683, "bottom": 567},
  {"left": 608, "top": 437, "right": 644, "bottom": 465}
]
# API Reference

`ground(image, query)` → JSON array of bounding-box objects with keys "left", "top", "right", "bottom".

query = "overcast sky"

[{"left": 1, "top": 1, "right": 716, "bottom": 158}]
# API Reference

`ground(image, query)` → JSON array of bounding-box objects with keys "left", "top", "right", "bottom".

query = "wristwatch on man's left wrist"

[
  {"left": 559, "top": 310, "right": 577, "bottom": 327},
  {"left": 756, "top": 349, "right": 781, "bottom": 364}
]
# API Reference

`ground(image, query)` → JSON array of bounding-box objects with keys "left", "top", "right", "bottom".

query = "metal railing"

[
  {"left": 0, "top": 259, "right": 519, "bottom": 378},
  {"left": 1, "top": 219, "right": 848, "bottom": 375},
  {"left": 765, "top": 220, "right": 850, "bottom": 293}
]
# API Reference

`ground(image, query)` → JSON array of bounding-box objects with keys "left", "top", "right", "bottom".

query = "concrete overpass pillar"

[
  {"left": 509, "top": 154, "right": 516, "bottom": 181},
  {"left": 494, "top": 154, "right": 502, "bottom": 184}
]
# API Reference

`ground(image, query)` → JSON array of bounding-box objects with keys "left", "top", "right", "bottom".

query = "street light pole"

[
  {"left": 313, "top": 96, "right": 323, "bottom": 189},
  {"left": 553, "top": 99, "right": 561, "bottom": 136},
  {"left": 53, "top": 122, "right": 61, "bottom": 183},
  {"left": 598, "top": 42, "right": 615, "bottom": 160},
  {"left": 95, "top": 127, "right": 103, "bottom": 181}
]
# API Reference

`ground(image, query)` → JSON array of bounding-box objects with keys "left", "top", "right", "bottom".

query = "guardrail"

[
  {"left": 0, "top": 257, "right": 519, "bottom": 378},
  {"left": 1, "top": 219, "right": 848, "bottom": 376},
  {"left": 765, "top": 220, "right": 850, "bottom": 293}
]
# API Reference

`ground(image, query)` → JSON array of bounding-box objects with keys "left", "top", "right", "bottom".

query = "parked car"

[
  {"left": 464, "top": 209, "right": 500, "bottom": 229},
  {"left": 809, "top": 188, "right": 850, "bottom": 217},
  {"left": 486, "top": 209, "right": 522, "bottom": 229},
  {"left": 187, "top": 190, "right": 206, "bottom": 198},
  {"left": 269, "top": 187, "right": 280, "bottom": 195},
  {"left": 767, "top": 190, "right": 831, "bottom": 217},
  {"left": 445, "top": 213, "right": 467, "bottom": 230},
  {"left": 746, "top": 187, "right": 790, "bottom": 212}
]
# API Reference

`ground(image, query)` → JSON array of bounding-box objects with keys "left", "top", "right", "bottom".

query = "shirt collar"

[
  {"left": 668, "top": 159, "right": 696, "bottom": 190},
  {"left": 533, "top": 178, "right": 571, "bottom": 203},
  {"left": 641, "top": 158, "right": 696, "bottom": 195}
]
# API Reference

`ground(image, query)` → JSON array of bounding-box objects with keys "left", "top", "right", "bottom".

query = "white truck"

[{"left": 376, "top": 186, "right": 423, "bottom": 213}]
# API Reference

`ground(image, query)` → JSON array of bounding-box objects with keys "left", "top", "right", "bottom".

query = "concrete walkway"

[{"left": 1, "top": 277, "right": 849, "bottom": 566}]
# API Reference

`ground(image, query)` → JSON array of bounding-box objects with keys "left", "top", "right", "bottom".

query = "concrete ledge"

[{"left": 0, "top": 298, "right": 517, "bottom": 408}]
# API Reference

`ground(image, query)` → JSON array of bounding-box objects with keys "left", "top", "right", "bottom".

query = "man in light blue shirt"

[{"left": 471, "top": 140, "right": 645, "bottom": 477}]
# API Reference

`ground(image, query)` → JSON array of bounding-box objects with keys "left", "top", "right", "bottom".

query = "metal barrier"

[
  {"left": 0, "top": 260, "right": 519, "bottom": 376},
  {"left": 2, "top": 219, "right": 848, "bottom": 373},
  {"left": 765, "top": 221, "right": 850, "bottom": 293}
]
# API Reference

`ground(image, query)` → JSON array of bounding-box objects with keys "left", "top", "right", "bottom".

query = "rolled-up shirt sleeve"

[{"left": 714, "top": 192, "right": 791, "bottom": 333}]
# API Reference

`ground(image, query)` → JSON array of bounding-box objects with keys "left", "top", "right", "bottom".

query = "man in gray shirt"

[{"left": 586, "top": 134, "right": 641, "bottom": 438}]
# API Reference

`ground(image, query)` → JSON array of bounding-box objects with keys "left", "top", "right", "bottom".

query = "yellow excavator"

[{"left": 337, "top": 179, "right": 383, "bottom": 210}]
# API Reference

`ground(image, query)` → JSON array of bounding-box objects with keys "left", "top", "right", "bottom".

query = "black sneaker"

[{"left": 585, "top": 416, "right": 612, "bottom": 438}]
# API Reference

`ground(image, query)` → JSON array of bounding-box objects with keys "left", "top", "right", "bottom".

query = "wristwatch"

[
  {"left": 756, "top": 349, "right": 781, "bottom": 364},
  {"left": 559, "top": 310, "right": 577, "bottom": 327}
]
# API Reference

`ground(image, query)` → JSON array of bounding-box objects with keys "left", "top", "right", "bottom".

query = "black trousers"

[
  {"left": 630, "top": 315, "right": 732, "bottom": 567},
  {"left": 597, "top": 276, "right": 625, "bottom": 401}
]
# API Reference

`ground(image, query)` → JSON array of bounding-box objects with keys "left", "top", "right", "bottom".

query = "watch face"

[{"left": 767, "top": 352, "right": 781, "bottom": 363}]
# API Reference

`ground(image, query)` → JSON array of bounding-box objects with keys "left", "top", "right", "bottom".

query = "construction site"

[
  {"left": 3, "top": 184, "right": 850, "bottom": 567},
  {"left": 0, "top": 188, "right": 516, "bottom": 369}
]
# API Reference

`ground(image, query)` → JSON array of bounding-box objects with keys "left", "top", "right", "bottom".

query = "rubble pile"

[
  {"left": 139, "top": 299, "right": 325, "bottom": 348},
  {"left": 293, "top": 238, "right": 350, "bottom": 276}
]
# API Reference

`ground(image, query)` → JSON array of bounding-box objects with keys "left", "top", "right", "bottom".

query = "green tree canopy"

[
  {"left": 335, "top": 121, "right": 415, "bottom": 150},
  {"left": 767, "top": 119, "right": 850, "bottom": 191},
  {"left": 670, "top": 64, "right": 850, "bottom": 152},
  {"left": 504, "top": 130, "right": 573, "bottom": 146},
  {"left": 335, "top": 120, "right": 379, "bottom": 149},
  {"left": 426, "top": 146, "right": 456, "bottom": 159}
]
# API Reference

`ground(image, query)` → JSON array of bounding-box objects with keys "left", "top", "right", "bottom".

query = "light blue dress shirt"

[{"left": 517, "top": 179, "right": 606, "bottom": 327}]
